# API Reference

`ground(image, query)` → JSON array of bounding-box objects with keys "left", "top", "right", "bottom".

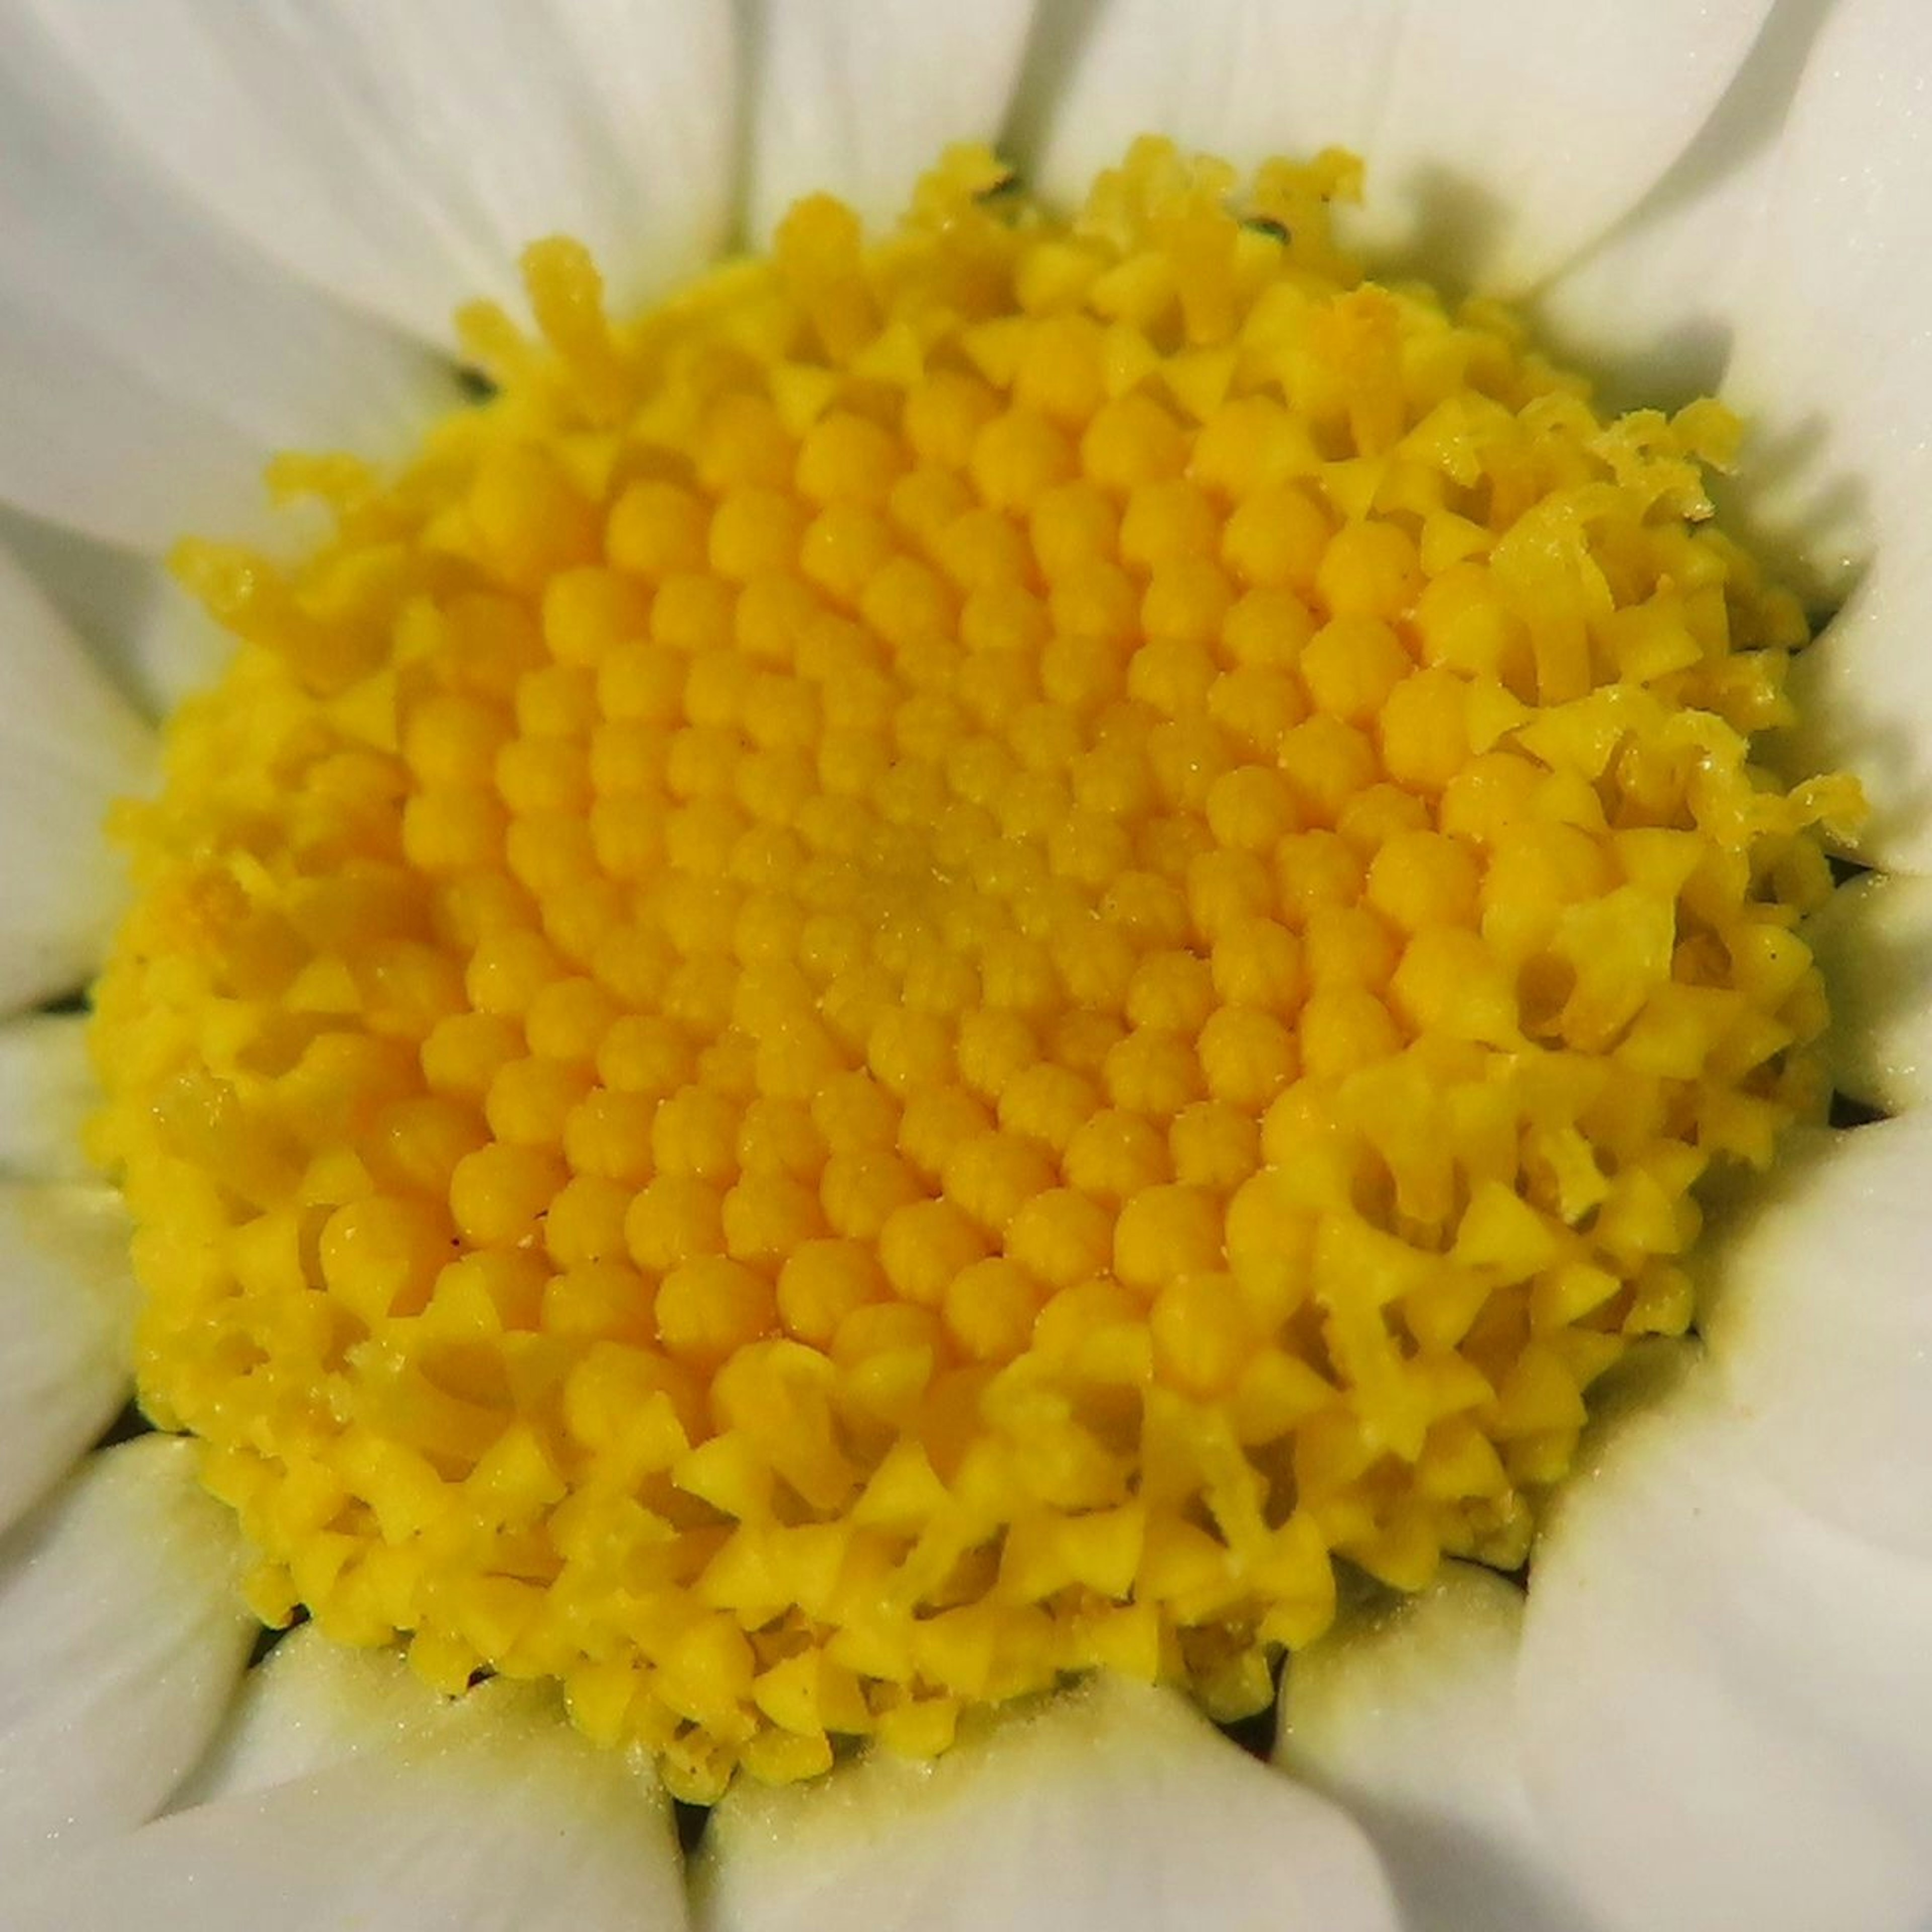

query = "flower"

[{"left": 0, "top": 1, "right": 1928, "bottom": 1927}]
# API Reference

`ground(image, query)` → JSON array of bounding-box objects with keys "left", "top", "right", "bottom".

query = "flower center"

[{"left": 90, "top": 140, "right": 1857, "bottom": 1802}]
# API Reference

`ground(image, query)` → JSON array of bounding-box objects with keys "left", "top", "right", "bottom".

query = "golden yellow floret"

[{"left": 91, "top": 139, "right": 1859, "bottom": 1802}]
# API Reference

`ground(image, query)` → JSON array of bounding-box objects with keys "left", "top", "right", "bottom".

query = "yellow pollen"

[{"left": 91, "top": 139, "right": 1860, "bottom": 1802}]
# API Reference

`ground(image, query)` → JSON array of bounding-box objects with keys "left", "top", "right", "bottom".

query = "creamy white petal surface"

[
  {"left": 742, "top": 0, "right": 1038, "bottom": 242},
  {"left": 1527, "top": 0, "right": 1840, "bottom": 408},
  {"left": 1530, "top": 137, "right": 1774, "bottom": 415},
  {"left": 1531, "top": 0, "right": 1932, "bottom": 867},
  {"left": 0, "top": 1437, "right": 254, "bottom": 1867},
  {"left": 18, "top": 0, "right": 740, "bottom": 344},
  {"left": 0, "top": 507, "right": 163, "bottom": 711},
  {"left": 104, "top": 573, "right": 246, "bottom": 727},
  {"left": 0, "top": 543, "right": 153, "bottom": 1013},
  {"left": 0, "top": 1014, "right": 98, "bottom": 1182},
  {"left": 6, "top": 1680, "right": 689, "bottom": 1932},
  {"left": 0, "top": 46, "right": 449, "bottom": 551},
  {"left": 171, "top": 1624, "right": 460, "bottom": 1809},
  {"left": 0, "top": 1182, "right": 135, "bottom": 1536},
  {"left": 698, "top": 1676, "right": 1399, "bottom": 1931},
  {"left": 1279, "top": 1563, "right": 1604, "bottom": 1932},
  {"left": 1786, "top": 558, "right": 1932, "bottom": 872},
  {"left": 1031, "top": 0, "right": 1774, "bottom": 292},
  {"left": 1702, "top": 0, "right": 1932, "bottom": 866},
  {"left": 1803, "top": 874, "right": 1932, "bottom": 1113},
  {"left": 1718, "top": 0, "right": 1932, "bottom": 580},
  {"left": 1701, "top": 1111, "right": 1932, "bottom": 1561},
  {"left": 1518, "top": 1358, "right": 1932, "bottom": 1932}
]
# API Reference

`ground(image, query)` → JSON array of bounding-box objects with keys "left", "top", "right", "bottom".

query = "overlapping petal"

[
  {"left": 169, "top": 1625, "right": 459, "bottom": 1808},
  {"left": 0, "top": 1014, "right": 97, "bottom": 1182},
  {"left": 1028, "top": 0, "right": 1775, "bottom": 292},
  {"left": 1699, "top": 1110, "right": 1932, "bottom": 1561},
  {"left": 1534, "top": 0, "right": 1932, "bottom": 868},
  {"left": 740, "top": 0, "right": 1038, "bottom": 241},
  {"left": 697, "top": 1677, "right": 1400, "bottom": 1931},
  {"left": 0, "top": 507, "right": 163, "bottom": 712},
  {"left": 0, "top": 1180, "right": 135, "bottom": 1535},
  {"left": 1516, "top": 1357, "right": 1932, "bottom": 1932},
  {"left": 14, "top": 0, "right": 740, "bottom": 346},
  {"left": 1803, "top": 875, "right": 1932, "bottom": 1113},
  {"left": 0, "top": 1437, "right": 255, "bottom": 1868},
  {"left": 1279, "top": 1565, "right": 1602, "bottom": 1932},
  {"left": 0, "top": 544, "right": 153, "bottom": 1013},
  {"left": 1528, "top": 0, "right": 1836, "bottom": 407},
  {"left": 0, "top": 44, "right": 449, "bottom": 551},
  {"left": 7, "top": 1675, "right": 688, "bottom": 1932}
]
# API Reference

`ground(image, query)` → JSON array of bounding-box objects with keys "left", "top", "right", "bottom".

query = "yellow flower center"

[{"left": 90, "top": 140, "right": 1857, "bottom": 1802}]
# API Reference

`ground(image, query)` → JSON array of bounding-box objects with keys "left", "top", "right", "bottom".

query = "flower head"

[{"left": 0, "top": 3, "right": 1929, "bottom": 1929}]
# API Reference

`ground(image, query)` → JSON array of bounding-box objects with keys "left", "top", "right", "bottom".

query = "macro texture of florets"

[{"left": 91, "top": 141, "right": 1854, "bottom": 1802}]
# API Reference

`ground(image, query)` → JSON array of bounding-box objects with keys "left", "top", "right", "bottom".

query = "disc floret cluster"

[{"left": 92, "top": 140, "right": 1855, "bottom": 1801}]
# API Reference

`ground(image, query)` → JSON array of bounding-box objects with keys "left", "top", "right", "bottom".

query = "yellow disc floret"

[{"left": 91, "top": 141, "right": 1860, "bottom": 1801}]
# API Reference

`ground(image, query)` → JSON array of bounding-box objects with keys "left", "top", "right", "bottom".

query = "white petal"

[
  {"left": 170, "top": 1623, "right": 460, "bottom": 1809},
  {"left": 0, "top": 543, "right": 154, "bottom": 1012},
  {"left": 0, "top": 1015, "right": 99, "bottom": 1183},
  {"left": 0, "top": 45, "right": 449, "bottom": 550},
  {"left": 0, "top": 510, "right": 225, "bottom": 729},
  {"left": 1777, "top": 557, "right": 1932, "bottom": 871},
  {"left": 1802, "top": 872, "right": 1932, "bottom": 1112},
  {"left": 1279, "top": 1563, "right": 1604, "bottom": 1932},
  {"left": 1672, "top": 0, "right": 1932, "bottom": 868},
  {"left": 20, "top": 0, "right": 739, "bottom": 343},
  {"left": 0, "top": 1181, "right": 136, "bottom": 1536},
  {"left": 112, "top": 577, "right": 236, "bottom": 726},
  {"left": 0, "top": 507, "right": 166, "bottom": 717},
  {"left": 1715, "top": 0, "right": 1932, "bottom": 586},
  {"left": 1531, "top": 147, "right": 1774, "bottom": 416},
  {"left": 1701, "top": 1110, "right": 1932, "bottom": 1559},
  {"left": 1528, "top": 0, "right": 1832, "bottom": 408},
  {"left": 741, "top": 0, "right": 1038, "bottom": 242},
  {"left": 698, "top": 1675, "right": 1399, "bottom": 1931},
  {"left": 5, "top": 1680, "right": 689, "bottom": 1932},
  {"left": 1518, "top": 1362, "right": 1932, "bottom": 1932},
  {"left": 0, "top": 1436, "right": 254, "bottom": 1868},
  {"left": 1029, "top": 0, "right": 1774, "bottom": 292}
]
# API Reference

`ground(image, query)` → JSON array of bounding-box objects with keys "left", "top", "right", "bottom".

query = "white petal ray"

[
  {"left": 0, "top": 507, "right": 165, "bottom": 717},
  {"left": 1279, "top": 1563, "right": 1605, "bottom": 1932},
  {"left": 18, "top": 0, "right": 739, "bottom": 344},
  {"left": 5, "top": 1681, "right": 689, "bottom": 1932},
  {"left": 1518, "top": 1363, "right": 1932, "bottom": 1932},
  {"left": 1531, "top": 148, "right": 1774, "bottom": 418},
  {"left": 0, "top": 45, "right": 449, "bottom": 551},
  {"left": 1802, "top": 872, "right": 1932, "bottom": 1111},
  {"left": 0, "top": 508, "right": 225, "bottom": 729},
  {"left": 741, "top": 0, "right": 1038, "bottom": 243},
  {"left": 0, "top": 1181, "right": 136, "bottom": 1537},
  {"left": 1528, "top": 0, "right": 1835, "bottom": 411},
  {"left": 1699, "top": 1110, "right": 1932, "bottom": 1559},
  {"left": 1714, "top": 0, "right": 1932, "bottom": 586},
  {"left": 1661, "top": 0, "right": 1932, "bottom": 866},
  {"left": 0, "top": 545, "right": 153, "bottom": 1014},
  {"left": 170, "top": 1623, "right": 460, "bottom": 1809},
  {"left": 697, "top": 1675, "right": 1400, "bottom": 1931},
  {"left": 113, "top": 577, "right": 237, "bottom": 726},
  {"left": 0, "top": 1015, "right": 99, "bottom": 1183},
  {"left": 1778, "top": 554, "right": 1932, "bottom": 871},
  {"left": 0, "top": 1436, "right": 255, "bottom": 1868},
  {"left": 1029, "top": 0, "right": 1774, "bottom": 293}
]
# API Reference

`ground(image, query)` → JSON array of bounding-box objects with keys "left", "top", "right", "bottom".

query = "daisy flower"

[{"left": 0, "top": 2, "right": 1928, "bottom": 1928}]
